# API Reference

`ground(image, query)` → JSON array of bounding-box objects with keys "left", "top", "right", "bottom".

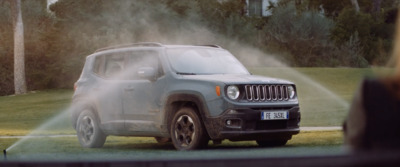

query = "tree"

[
  {"left": 264, "top": 3, "right": 335, "bottom": 66},
  {"left": 8, "top": 0, "right": 27, "bottom": 95}
]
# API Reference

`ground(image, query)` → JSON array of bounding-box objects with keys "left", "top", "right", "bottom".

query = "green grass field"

[
  {"left": 0, "top": 89, "right": 73, "bottom": 136},
  {"left": 1, "top": 130, "right": 343, "bottom": 161},
  {"left": 1, "top": 67, "right": 388, "bottom": 161}
]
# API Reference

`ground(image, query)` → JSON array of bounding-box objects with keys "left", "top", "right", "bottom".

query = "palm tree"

[{"left": 9, "top": 0, "right": 27, "bottom": 95}]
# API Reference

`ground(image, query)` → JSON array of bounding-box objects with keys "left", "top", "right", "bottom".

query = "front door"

[{"left": 120, "top": 50, "right": 165, "bottom": 133}]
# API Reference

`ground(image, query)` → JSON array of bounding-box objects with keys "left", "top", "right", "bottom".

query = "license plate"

[{"left": 261, "top": 111, "right": 288, "bottom": 120}]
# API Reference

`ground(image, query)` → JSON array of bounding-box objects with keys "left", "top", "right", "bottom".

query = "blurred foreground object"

[
  {"left": 344, "top": 77, "right": 400, "bottom": 150},
  {"left": 343, "top": 7, "right": 400, "bottom": 151}
]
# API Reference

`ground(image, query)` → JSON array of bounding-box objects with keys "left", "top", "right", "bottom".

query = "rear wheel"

[
  {"left": 256, "top": 139, "right": 288, "bottom": 147},
  {"left": 76, "top": 109, "right": 107, "bottom": 148},
  {"left": 170, "top": 107, "right": 209, "bottom": 150}
]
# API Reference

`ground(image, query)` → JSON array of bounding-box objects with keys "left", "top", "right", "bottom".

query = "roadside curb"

[{"left": 300, "top": 126, "right": 342, "bottom": 131}]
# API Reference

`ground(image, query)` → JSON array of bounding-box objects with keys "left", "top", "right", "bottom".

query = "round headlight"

[
  {"left": 227, "top": 85, "right": 240, "bottom": 100},
  {"left": 288, "top": 86, "right": 296, "bottom": 99}
]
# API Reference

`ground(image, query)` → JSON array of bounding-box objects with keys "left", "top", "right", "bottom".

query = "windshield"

[{"left": 166, "top": 48, "right": 249, "bottom": 75}]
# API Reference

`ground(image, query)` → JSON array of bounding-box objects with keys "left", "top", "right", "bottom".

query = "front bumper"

[{"left": 204, "top": 106, "right": 300, "bottom": 141}]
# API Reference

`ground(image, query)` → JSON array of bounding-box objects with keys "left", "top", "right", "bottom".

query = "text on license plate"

[{"left": 261, "top": 111, "right": 288, "bottom": 120}]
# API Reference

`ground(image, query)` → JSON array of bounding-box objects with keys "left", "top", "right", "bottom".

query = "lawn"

[
  {"left": 0, "top": 89, "right": 73, "bottom": 136},
  {"left": 1, "top": 130, "right": 343, "bottom": 161}
]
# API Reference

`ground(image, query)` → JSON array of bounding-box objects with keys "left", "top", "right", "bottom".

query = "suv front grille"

[{"left": 245, "top": 85, "right": 289, "bottom": 102}]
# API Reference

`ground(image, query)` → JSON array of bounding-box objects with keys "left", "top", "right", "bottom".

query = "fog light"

[
  {"left": 225, "top": 119, "right": 241, "bottom": 128},
  {"left": 228, "top": 110, "right": 238, "bottom": 114}
]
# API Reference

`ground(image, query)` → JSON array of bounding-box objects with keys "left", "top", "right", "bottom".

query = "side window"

[
  {"left": 104, "top": 55, "right": 125, "bottom": 79},
  {"left": 93, "top": 54, "right": 125, "bottom": 79},
  {"left": 92, "top": 50, "right": 162, "bottom": 80},
  {"left": 125, "top": 50, "right": 163, "bottom": 80},
  {"left": 93, "top": 55, "right": 105, "bottom": 76}
]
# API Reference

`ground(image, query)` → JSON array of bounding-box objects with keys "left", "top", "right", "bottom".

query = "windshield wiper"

[{"left": 176, "top": 72, "right": 197, "bottom": 75}]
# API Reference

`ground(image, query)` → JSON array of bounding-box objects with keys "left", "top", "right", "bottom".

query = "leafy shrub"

[
  {"left": 331, "top": 7, "right": 395, "bottom": 65},
  {"left": 263, "top": 3, "right": 336, "bottom": 66}
]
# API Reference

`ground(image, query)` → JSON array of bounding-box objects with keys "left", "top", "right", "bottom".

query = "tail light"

[{"left": 74, "top": 83, "right": 77, "bottom": 92}]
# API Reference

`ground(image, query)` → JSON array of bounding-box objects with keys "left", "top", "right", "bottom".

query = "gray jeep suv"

[{"left": 71, "top": 42, "right": 300, "bottom": 150}]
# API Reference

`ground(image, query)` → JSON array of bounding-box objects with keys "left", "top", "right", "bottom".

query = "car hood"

[{"left": 180, "top": 74, "right": 294, "bottom": 85}]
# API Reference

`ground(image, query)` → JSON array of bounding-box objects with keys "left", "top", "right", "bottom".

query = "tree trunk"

[
  {"left": 372, "top": 0, "right": 381, "bottom": 13},
  {"left": 372, "top": 0, "right": 382, "bottom": 19},
  {"left": 10, "top": 0, "right": 27, "bottom": 95},
  {"left": 395, "top": 9, "right": 400, "bottom": 76},
  {"left": 350, "top": 0, "right": 360, "bottom": 12}
]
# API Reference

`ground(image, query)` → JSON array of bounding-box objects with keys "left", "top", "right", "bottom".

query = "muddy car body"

[{"left": 72, "top": 42, "right": 301, "bottom": 150}]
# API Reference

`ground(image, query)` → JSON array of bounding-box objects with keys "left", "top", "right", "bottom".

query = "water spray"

[{"left": 3, "top": 149, "right": 6, "bottom": 161}]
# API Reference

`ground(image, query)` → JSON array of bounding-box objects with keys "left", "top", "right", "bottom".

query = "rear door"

[{"left": 92, "top": 54, "right": 126, "bottom": 132}]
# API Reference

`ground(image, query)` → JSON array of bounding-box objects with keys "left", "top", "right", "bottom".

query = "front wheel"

[
  {"left": 170, "top": 107, "right": 209, "bottom": 150},
  {"left": 76, "top": 109, "right": 107, "bottom": 148}
]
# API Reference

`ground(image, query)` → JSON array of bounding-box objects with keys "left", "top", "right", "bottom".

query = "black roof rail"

[
  {"left": 196, "top": 45, "right": 222, "bottom": 48},
  {"left": 95, "top": 42, "right": 163, "bottom": 52}
]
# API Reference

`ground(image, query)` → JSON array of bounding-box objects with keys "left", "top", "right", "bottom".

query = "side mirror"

[{"left": 137, "top": 67, "right": 156, "bottom": 81}]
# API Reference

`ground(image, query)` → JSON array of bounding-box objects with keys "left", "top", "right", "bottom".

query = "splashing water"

[
  {"left": 288, "top": 69, "right": 350, "bottom": 109},
  {"left": 5, "top": 108, "right": 73, "bottom": 152}
]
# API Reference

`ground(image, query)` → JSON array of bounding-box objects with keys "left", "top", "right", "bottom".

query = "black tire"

[
  {"left": 170, "top": 107, "right": 209, "bottom": 150},
  {"left": 256, "top": 139, "right": 288, "bottom": 147},
  {"left": 76, "top": 109, "right": 107, "bottom": 148},
  {"left": 155, "top": 137, "right": 171, "bottom": 144}
]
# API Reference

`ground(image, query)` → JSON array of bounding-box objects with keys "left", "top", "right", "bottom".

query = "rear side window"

[
  {"left": 93, "top": 56, "right": 104, "bottom": 75},
  {"left": 93, "top": 54, "right": 125, "bottom": 79},
  {"left": 104, "top": 55, "right": 125, "bottom": 78}
]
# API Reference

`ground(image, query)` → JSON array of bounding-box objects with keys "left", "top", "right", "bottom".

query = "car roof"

[{"left": 94, "top": 42, "right": 222, "bottom": 53}]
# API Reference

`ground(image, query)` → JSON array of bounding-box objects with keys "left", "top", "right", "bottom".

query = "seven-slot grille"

[{"left": 245, "top": 85, "right": 290, "bottom": 101}]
